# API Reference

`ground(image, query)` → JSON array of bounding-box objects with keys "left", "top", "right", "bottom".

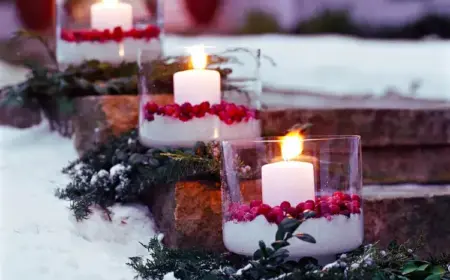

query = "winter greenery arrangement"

[
  {"left": 0, "top": 30, "right": 261, "bottom": 136},
  {"left": 128, "top": 217, "right": 450, "bottom": 280},
  {"left": 55, "top": 128, "right": 221, "bottom": 220}
]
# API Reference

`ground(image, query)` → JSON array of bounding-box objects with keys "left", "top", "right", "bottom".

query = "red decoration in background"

[
  {"left": 60, "top": 25, "right": 160, "bottom": 43},
  {"left": 184, "top": 0, "right": 222, "bottom": 26},
  {"left": 16, "top": 0, "right": 54, "bottom": 31}
]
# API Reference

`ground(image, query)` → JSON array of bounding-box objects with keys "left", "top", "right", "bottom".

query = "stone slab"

[
  {"left": 363, "top": 146, "right": 450, "bottom": 184},
  {"left": 363, "top": 185, "right": 450, "bottom": 256},
  {"left": 72, "top": 95, "right": 139, "bottom": 156},
  {"left": 144, "top": 180, "right": 450, "bottom": 257},
  {"left": 261, "top": 108, "right": 450, "bottom": 147}
]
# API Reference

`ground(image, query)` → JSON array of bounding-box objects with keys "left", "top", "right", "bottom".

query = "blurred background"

[
  {"left": 0, "top": 0, "right": 449, "bottom": 104},
  {"left": 3, "top": 0, "right": 450, "bottom": 37}
]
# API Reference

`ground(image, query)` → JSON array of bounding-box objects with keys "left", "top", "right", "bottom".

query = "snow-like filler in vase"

[
  {"left": 139, "top": 101, "right": 261, "bottom": 147},
  {"left": 223, "top": 213, "right": 363, "bottom": 257},
  {"left": 140, "top": 115, "right": 261, "bottom": 147},
  {"left": 57, "top": 38, "right": 161, "bottom": 65},
  {"left": 56, "top": 26, "right": 161, "bottom": 65}
]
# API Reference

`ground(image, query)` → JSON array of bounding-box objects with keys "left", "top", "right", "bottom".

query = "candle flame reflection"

[
  {"left": 188, "top": 45, "right": 208, "bottom": 70},
  {"left": 281, "top": 131, "right": 303, "bottom": 161}
]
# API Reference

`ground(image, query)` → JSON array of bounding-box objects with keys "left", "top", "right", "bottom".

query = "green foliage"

[
  {"left": 239, "top": 10, "right": 282, "bottom": 34},
  {"left": 295, "top": 10, "right": 360, "bottom": 35},
  {"left": 129, "top": 230, "right": 450, "bottom": 280},
  {"left": 129, "top": 217, "right": 318, "bottom": 280},
  {"left": 55, "top": 129, "right": 221, "bottom": 221},
  {"left": 293, "top": 11, "right": 450, "bottom": 40}
]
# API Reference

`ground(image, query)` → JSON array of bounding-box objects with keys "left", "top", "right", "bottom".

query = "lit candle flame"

[
  {"left": 281, "top": 131, "right": 303, "bottom": 161},
  {"left": 188, "top": 45, "right": 208, "bottom": 70}
]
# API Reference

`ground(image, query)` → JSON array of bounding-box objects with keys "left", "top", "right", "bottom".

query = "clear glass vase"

[
  {"left": 56, "top": 0, "right": 163, "bottom": 67},
  {"left": 221, "top": 135, "right": 363, "bottom": 259},
  {"left": 137, "top": 46, "right": 262, "bottom": 148}
]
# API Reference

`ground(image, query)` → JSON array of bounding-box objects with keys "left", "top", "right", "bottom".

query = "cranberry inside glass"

[
  {"left": 221, "top": 135, "right": 363, "bottom": 261},
  {"left": 56, "top": 0, "right": 163, "bottom": 67},
  {"left": 137, "top": 46, "right": 262, "bottom": 148}
]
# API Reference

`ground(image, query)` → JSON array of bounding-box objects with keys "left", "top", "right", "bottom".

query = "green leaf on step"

[
  {"left": 295, "top": 233, "right": 316, "bottom": 244},
  {"left": 402, "top": 262, "right": 418, "bottom": 275}
]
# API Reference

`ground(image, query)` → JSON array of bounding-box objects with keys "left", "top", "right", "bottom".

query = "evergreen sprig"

[
  {"left": 129, "top": 221, "right": 450, "bottom": 280},
  {"left": 56, "top": 129, "right": 221, "bottom": 220}
]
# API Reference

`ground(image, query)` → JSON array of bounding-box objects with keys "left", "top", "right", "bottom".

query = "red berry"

[
  {"left": 295, "top": 202, "right": 305, "bottom": 212},
  {"left": 319, "top": 202, "right": 330, "bottom": 215},
  {"left": 224, "top": 117, "right": 234, "bottom": 125},
  {"left": 320, "top": 195, "right": 330, "bottom": 201},
  {"left": 163, "top": 105, "right": 175, "bottom": 116},
  {"left": 352, "top": 207, "right": 361, "bottom": 214},
  {"left": 180, "top": 102, "right": 193, "bottom": 113},
  {"left": 250, "top": 207, "right": 259, "bottom": 215},
  {"left": 145, "top": 113, "right": 155, "bottom": 121},
  {"left": 257, "top": 204, "right": 271, "bottom": 216},
  {"left": 304, "top": 200, "right": 315, "bottom": 210},
  {"left": 250, "top": 200, "right": 262, "bottom": 208},
  {"left": 330, "top": 203, "right": 340, "bottom": 214},
  {"left": 351, "top": 194, "right": 361, "bottom": 202},
  {"left": 286, "top": 207, "right": 298, "bottom": 217},
  {"left": 342, "top": 194, "right": 351, "bottom": 201},
  {"left": 178, "top": 114, "right": 191, "bottom": 122},
  {"left": 272, "top": 206, "right": 282, "bottom": 213},
  {"left": 239, "top": 205, "right": 250, "bottom": 212},
  {"left": 199, "top": 101, "right": 210, "bottom": 112},
  {"left": 243, "top": 212, "right": 255, "bottom": 221},
  {"left": 145, "top": 102, "right": 159, "bottom": 113},
  {"left": 235, "top": 210, "right": 246, "bottom": 221},
  {"left": 333, "top": 191, "right": 344, "bottom": 198},
  {"left": 102, "top": 29, "right": 111, "bottom": 40},
  {"left": 112, "top": 26, "right": 124, "bottom": 42},
  {"left": 352, "top": 200, "right": 361, "bottom": 209},
  {"left": 266, "top": 211, "right": 277, "bottom": 223},
  {"left": 328, "top": 197, "right": 341, "bottom": 205},
  {"left": 280, "top": 201, "right": 291, "bottom": 211}
]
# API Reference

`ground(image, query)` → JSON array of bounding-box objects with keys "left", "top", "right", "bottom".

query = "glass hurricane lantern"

[
  {"left": 56, "top": 0, "right": 163, "bottom": 67},
  {"left": 221, "top": 134, "right": 363, "bottom": 261},
  {"left": 137, "top": 46, "right": 262, "bottom": 148}
]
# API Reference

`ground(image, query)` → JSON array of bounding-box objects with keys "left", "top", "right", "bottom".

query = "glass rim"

[{"left": 222, "top": 135, "right": 361, "bottom": 145}]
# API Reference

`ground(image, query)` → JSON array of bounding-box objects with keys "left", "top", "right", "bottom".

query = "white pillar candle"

[
  {"left": 91, "top": 0, "right": 133, "bottom": 30},
  {"left": 173, "top": 45, "right": 221, "bottom": 105},
  {"left": 261, "top": 132, "right": 316, "bottom": 206}
]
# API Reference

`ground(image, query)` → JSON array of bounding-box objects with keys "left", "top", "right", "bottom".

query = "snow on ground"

[{"left": 0, "top": 122, "right": 157, "bottom": 280}]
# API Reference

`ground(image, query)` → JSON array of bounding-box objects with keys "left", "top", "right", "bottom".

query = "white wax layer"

[
  {"left": 223, "top": 214, "right": 364, "bottom": 257},
  {"left": 173, "top": 69, "right": 221, "bottom": 105},
  {"left": 139, "top": 115, "right": 261, "bottom": 147},
  {"left": 261, "top": 161, "right": 315, "bottom": 206},
  {"left": 91, "top": 2, "right": 133, "bottom": 30},
  {"left": 56, "top": 38, "right": 161, "bottom": 65}
]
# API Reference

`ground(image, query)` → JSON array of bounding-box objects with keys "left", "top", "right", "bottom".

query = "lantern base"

[
  {"left": 223, "top": 214, "right": 363, "bottom": 258},
  {"left": 139, "top": 115, "right": 261, "bottom": 148},
  {"left": 56, "top": 38, "right": 161, "bottom": 66}
]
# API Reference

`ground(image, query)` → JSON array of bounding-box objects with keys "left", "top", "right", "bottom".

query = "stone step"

[
  {"left": 363, "top": 185, "right": 450, "bottom": 256},
  {"left": 144, "top": 181, "right": 450, "bottom": 257}
]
